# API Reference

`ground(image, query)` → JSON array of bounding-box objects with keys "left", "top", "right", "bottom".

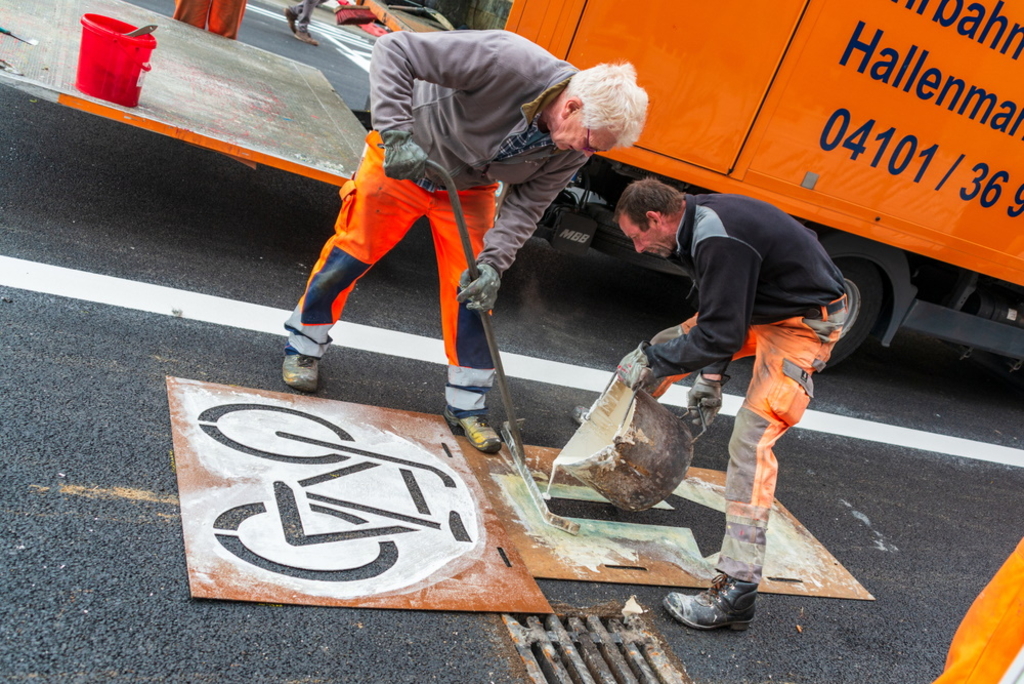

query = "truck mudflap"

[{"left": 901, "top": 299, "right": 1024, "bottom": 361}]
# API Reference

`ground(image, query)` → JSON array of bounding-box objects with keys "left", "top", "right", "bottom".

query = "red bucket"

[{"left": 75, "top": 14, "right": 157, "bottom": 108}]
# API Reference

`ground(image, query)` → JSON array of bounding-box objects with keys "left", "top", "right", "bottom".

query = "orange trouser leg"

[
  {"left": 423, "top": 180, "right": 498, "bottom": 414},
  {"left": 173, "top": 0, "right": 213, "bottom": 29},
  {"left": 173, "top": 0, "right": 245, "bottom": 37},
  {"left": 285, "top": 131, "right": 498, "bottom": 414},
  {"left": 286, "top": 131, "right": 427, "bottom": 359},
  {"left": 716, "top": 315, "right": 841, "bottom": 583},
  {"left": 933, "top": 537, "right": 1024, "bottom": 684},
  {"left": 424, "top": 181, "right": 497, "bottom": 370},
  {"left": 206, "top": 0, "right": 246, "bottom": 39}
]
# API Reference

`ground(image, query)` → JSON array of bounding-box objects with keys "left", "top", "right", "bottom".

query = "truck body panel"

[
  {"left": 565, "top": 0, "right": 807, "bottom": 174},
  {"left": 509, "top": 0, "right": 1024, "bottom": 365},
  {"left": 741, "top": 0, "right": 1024, "bottom": 286}
]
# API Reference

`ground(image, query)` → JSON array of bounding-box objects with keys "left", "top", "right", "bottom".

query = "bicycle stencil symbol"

[{"left": 195, "top": 403, "right": 478, "bottom": 589}]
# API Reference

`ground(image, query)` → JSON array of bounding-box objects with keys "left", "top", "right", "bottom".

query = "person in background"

[
  {"left": 173, "top": 0, "right": 246, "bottom": 39},
  {"left": 284, "top": 0, "right": 327, "bottom": 46},
  {"left": 281, "top": 30, "right": 648, "bottom": 453}
]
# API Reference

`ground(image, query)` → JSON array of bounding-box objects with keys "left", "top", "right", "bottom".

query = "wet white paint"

[
  {"left": 172, "top": 379, "right": 481, "bottom": 599},
  {"left": 548, "top": 380, "right": 635, "bottom": 496},
  {"left": 501, "top": 473, "right": 708, "bottom": 575}
]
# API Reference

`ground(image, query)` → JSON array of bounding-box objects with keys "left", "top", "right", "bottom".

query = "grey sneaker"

[{"left": 282, "top": 354, "right": 318, "bottom": 392}]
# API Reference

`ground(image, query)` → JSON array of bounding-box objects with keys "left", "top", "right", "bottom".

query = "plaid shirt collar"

[{"left": 416, "top": 122, "right": 554, "bottom": 193}]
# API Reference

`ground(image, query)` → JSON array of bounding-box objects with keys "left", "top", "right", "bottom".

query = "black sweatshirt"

[{"left": 645, "top": 193, "right": 845, "bottom": 378}]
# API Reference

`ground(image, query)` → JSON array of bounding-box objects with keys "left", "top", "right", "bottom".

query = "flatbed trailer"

[{"left": 0, "top": 0, "right": 366, "bottom": 186}]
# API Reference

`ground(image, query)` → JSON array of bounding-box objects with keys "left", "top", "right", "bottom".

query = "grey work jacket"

[{"left": 370, "top": 30, "right": 587, "bottom": 274}]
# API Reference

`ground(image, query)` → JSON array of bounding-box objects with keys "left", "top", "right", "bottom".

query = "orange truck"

[{"left": 508, "top": 0, "right": 1024, "bottom": 368}]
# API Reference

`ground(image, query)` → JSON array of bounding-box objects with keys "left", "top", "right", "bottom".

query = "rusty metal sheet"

[
  {"left": 464, "top": 443, "right": 874, "bottom": 601},
  {"left": 0, "top": 0, "right": 365, "bottom": 185},
  {"left": 166, "top": 377, "right": 551, "bottom": 613}
]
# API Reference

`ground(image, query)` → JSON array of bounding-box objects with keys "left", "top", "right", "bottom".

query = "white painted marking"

[
  {"left": 174, "top": 381, "right": 479, "bottom": 596},
  {"left": 840, "top": 499, "right": 899, "bottom": 553},
  {"left": 2, "top": 255, "right": 1022, "bottom": 469}
]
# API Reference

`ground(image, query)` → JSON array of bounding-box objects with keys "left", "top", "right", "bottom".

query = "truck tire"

[{"left": 827, "top": 258, "right": 884, "bottom": 368}]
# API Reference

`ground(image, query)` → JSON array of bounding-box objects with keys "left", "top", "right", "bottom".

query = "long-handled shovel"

[{"left": 425, "top": 160, "right": 580, "bottom": 535}]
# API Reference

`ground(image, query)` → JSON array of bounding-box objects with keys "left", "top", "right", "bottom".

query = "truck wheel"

[{"left": 826, "top": 258, "right": 884, "bottom": 368}]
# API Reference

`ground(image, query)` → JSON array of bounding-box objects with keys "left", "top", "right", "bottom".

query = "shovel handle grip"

[{"left": 687, "top": 404, "right": 710, "bottom": 441}]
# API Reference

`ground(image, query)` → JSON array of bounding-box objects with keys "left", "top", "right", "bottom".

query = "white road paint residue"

[{"left": 840, "top": 499, "right": 899, "bottom": 552}]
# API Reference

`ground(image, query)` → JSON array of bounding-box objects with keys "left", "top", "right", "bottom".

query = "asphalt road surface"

[{"left": 2, "top": 3, "right": 1023, "bottom": 683}]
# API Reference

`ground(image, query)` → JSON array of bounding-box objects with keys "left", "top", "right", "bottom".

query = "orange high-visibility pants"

[
  {"left": 933, "top": 537, "right": 1024, "bottom": 684},
  {"left": 173, "top": 0, "right": 247, "bottom": 39},
  {"left": 285, "top": 131, "right": 499, "bottom": 416},
  {"left": 650, "top": 299, "right": 845, "bottom": 583}
]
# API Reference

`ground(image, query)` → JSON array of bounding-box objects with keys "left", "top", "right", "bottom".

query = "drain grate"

[{"left": 502, "top": 612, "right": 692, "bottom": 684}]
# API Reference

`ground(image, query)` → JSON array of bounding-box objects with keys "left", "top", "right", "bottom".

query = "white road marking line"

[{"left": 1, "top": 254, "right": 1022, "bottom": 469}]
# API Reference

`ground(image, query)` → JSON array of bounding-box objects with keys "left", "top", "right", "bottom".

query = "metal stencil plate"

[
  {"left": 166, "top": 377, "right": 550, "bottom": 613},
  {"left": 464, "top": 443, "right": 873, "bottom": 600}
]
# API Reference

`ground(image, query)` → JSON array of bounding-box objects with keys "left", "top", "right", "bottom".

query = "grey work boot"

[
  {"left": 282, "top": 354, "right": 319, "bottom": 392},
  {"left": 443, "top": 407, "right": 501, "bottom": 454},
  {"left": 663, "top": 573, "right": 758, "bottom": 631}
]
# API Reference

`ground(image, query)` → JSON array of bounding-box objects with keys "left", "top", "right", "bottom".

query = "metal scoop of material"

[{"left": 553, "top": 379, "right": 703, "bottom": 512}]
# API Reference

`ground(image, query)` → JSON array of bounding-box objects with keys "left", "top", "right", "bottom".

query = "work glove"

[
  {"left": 616, "top": 342, "right": 654, "bottom": 391},
  {"left": 457, "top": 263, "right": 501, "bottom": 312},
  {"left": 687, "top": 373, "right": 725, "bottom": 426},
  {"left": 380, "top": 130, "right": 428, "bottom": 181}
]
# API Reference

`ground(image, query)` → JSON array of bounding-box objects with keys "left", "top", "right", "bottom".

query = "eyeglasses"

[{"left": 582, "top": 129, "right": 598, "bottom": 155}]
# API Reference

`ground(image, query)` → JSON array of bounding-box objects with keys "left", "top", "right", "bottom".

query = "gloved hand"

[
  {"left": 687, "top": 373, "right": 725, "bottom": 426},
  {"left": 457, "top": 263, "right": 501, "bottom": 311},
  {"left": 380, "top": 130, "right": 428, "bottom": 181},
  {"left": 616, "top": 342, "right": 653, "bottom": 390}
]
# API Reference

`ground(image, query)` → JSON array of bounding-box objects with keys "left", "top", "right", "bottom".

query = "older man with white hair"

[{"left": 282, "top": 30, "right": 649, "bottom": 453}]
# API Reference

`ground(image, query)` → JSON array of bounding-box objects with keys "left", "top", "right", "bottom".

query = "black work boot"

[{"left": 663, "top": 573, "right": 758, "bottom": 631}]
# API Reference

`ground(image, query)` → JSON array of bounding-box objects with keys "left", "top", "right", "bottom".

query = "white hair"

[{"left": 567, "top": 62, "right": 649, "bottom": 148}]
